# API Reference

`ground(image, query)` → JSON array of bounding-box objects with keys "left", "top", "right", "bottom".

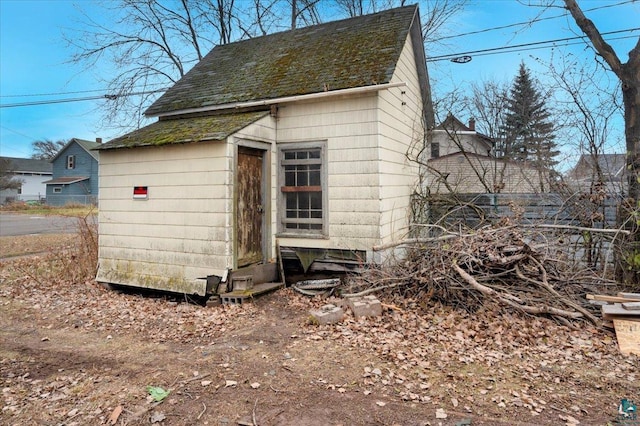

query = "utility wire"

[
  {"left": 1, "top": 26, "right": 637, "bottom": 106},
  {"left": 0, "top": 82, "right": 169, "bottom": 98},
  {"left": 431, "top": 0, "right": 636, "bottom": 42},
  {"left": 0, "top": 89, "right": 168, "bottom": 109},
  {"left": 427, "top": 28, "right": 639, "bottom": 62},
  {"left": 448, "top": 34, "right": 637, "bottom": 60}
]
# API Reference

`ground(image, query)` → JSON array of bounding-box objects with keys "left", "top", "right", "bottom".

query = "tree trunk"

[
  {"left": 618, "top": 64, "right": 640, "bottom": 285},
  {"left": 563, "top": 0, "right": 640, "bottom": 286}
]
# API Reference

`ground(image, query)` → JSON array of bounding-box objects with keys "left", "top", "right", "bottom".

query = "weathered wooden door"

[{"left": 237, "top": 147, "right": 264, "bottom": 267}]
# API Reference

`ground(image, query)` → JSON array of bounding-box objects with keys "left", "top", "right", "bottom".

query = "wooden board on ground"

[
  {"left": 587, "top": 294, "right": 635, "bottom": 303},
  {"left": 618, "top": 292, "right": 640, "bottom": 300},
  {"left": 622, "top": 302, "right": 640, "bottom": 311},
  {"left": 602, "top": 303, "right": 640, "bottom": 320},
  {"left": 613, "top": 319, "right": 640, "bottom": 356}
]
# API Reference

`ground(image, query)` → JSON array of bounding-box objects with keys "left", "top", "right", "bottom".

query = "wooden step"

[{"left": 220, "top": 281, "right": 284, "bottom": 305}]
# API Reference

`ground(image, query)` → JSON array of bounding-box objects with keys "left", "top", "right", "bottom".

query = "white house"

[
  {"left": 425, "top": 114, "right": 546, "bottom": 194},
  {"left": 0, "top": 157, "right": 52, "bottom": 204},
  {"left": 95, "top": 5, "right": 434, "bottom": 297}
]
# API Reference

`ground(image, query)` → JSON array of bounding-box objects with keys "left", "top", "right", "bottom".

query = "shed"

[{"left": 95, "top": 5, "right": 434, "bottom": 296}]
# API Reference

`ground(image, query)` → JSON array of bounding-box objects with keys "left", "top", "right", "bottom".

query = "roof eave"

[
  {"left": 147, "top": 82, "right": 407, "bottom": 119},
  {"left": 100, "top": 136, "right": 224, "bottom": 151}
]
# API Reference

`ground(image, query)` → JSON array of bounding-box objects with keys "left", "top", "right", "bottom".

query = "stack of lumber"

[{"left": 588, "top": 293, "right": 640, "bottom": 356}]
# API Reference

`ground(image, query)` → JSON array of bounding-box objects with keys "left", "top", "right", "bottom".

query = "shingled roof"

[
  {"left": 97, "top": 111, "right": 269, "bottom": 150},
  {"left": 145, "top": 5, "right": 420, "bottom": 117},
  {"left": 0, "top": 157, "right": 52, "bottom": 174},
  {"left": 50, "top": 138, "right": 101, "bottom": 161}
]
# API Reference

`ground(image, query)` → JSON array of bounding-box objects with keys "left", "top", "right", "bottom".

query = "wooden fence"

[{"left": 413, "top": 192, "right": 622, "bottom": 268}]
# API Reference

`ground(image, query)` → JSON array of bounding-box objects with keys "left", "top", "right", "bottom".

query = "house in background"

[
  {"left": 425, "top": 114, "right": 547, "bottom": 194},
  {"left": 44, "top": 138, "right": 101, "bottom": 206},
  {"left": 566, "top": 153, "right": 626, "bottom": 195},
  {"left": 0, "top": 156, "right": 52, "bottom": 204},
  {"left": 95, "top": 5, "right": 434, "bottom": 297},
  {"left": 429, "top": 114, "right": 492, "bottom": 159}
]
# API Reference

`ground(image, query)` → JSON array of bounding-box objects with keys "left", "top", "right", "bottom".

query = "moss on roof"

[
  {"left": 145, "top": 5, "right": 418, "bottom": 116},
  {"left": 97, "top": 111, "right": 269, "bottom": 150}
]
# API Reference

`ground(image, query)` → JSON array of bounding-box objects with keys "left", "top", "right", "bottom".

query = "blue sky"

[{"left": 1, "top": 0, "right": 638, "bottom": 160}]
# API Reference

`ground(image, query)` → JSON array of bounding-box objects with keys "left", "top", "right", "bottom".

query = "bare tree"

[
  {"left": 290, "top": 0, "right": 322, "bottom": 29},
  {"left": 468, "top": 79, "right": 513, "bottom": 193},
  {"left": 31, "top": 139, "right": 67, "bottom": 160},
  {"left": 0, "top": 158, "right": 23, "bottom": 191},
  {"left": 420, "top": 0, "right": 466, "bottom": 46},
  {"left": 562, "top": 0, "right": 640, "bottom": 284},
  {"left": 65, "top": 0, "right": 219, "bottom": 130},
  {"left": 197, "top": 0, "right": 237, "bottom": 45}
]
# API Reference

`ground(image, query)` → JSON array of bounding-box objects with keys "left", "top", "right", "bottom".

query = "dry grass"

[
  {"left": 0, "top": 214, "right": 98, "bottom": 282},
  {"left": 0, "top": 234, "right": 75, "bottom": 258},
  {"left": 0, "top": 202, "right": 96, "bottom": 217}
]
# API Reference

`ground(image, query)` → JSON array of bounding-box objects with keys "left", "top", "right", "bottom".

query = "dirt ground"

[{"left": 1, "top": 234, "right": 639, "bottom": 425}]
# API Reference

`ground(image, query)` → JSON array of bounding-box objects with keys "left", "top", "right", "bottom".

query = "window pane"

[
  {"left": 280, "top": 146, "right": 324, "bottom": 233},
  {"left": 298, "top": 193, "right": 309, "bottom": 218},
  {"left": 285, "top": 165, "right": 296, "bottom": 186},
  {"left": 286, "top": 193, "right": 297, "bottom": 212},
  {"left": 296, "top": 166, "right": 309, "bottom": 186},
  {"left": 310, "top": 192, "right": 322, "bottom": 210},
  {"left": 309, "top": 165, "right": 321, "bottom": 185}
]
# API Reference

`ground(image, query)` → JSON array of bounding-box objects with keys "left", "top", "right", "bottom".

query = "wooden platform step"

[{"left": 220, "top": 281, "right": 284, "bottom": 305}]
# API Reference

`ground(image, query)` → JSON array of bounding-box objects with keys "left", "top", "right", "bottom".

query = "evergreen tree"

[{"left": 499, "top": 63, "right": 559, "bottom": 190}]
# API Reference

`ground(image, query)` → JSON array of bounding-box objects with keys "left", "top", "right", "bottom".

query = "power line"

[
  {"left": 454, "top": 34, "right": 637, "bottom": 60},
  {"left": 427, "top": 28, "right": 639, "bottom": 62},
  {"left": 1, "top": 26, "right": 637, "bottom": 106},
  {"left": 0, "top": 125, "right": 39, "bottom": 141},
  {"left": 0, "top": 83, "right": 168, "bottom": 98},
  {"left": 0, "top": 89, "right": 168, "bottom": 109},
  {"left": 431, "top": 0, "right": 636, "bottom": 42}
]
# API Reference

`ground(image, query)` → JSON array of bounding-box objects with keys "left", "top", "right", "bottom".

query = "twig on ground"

[{"left": 197, "top": 402, "right": 206, "bottom": 420}]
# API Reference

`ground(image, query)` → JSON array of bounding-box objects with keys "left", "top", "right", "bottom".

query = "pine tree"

[{"left": 499, "top": 63, "right": 559, "bottom": 190}]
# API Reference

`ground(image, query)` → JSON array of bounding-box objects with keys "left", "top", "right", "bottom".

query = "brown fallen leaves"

[
  {"left": 299, "top": 290, "right": 638, "bottom": 421},
  {"left": 1, "top": 251, "right": 639, "bottom": 425}
]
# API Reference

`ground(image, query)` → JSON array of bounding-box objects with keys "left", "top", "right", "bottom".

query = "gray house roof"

[
  {"left": 145, "top": 5, "right": 421, "bottom": 117},
  {"left": 570, "top": 153, "right": 626, "bottom": 182},
  {"left": 100, "top": 5, "right": 432, "bottom": 151},
  {"left": 50, "top": 138, "right": 101, "bottom": 162},
  {"left": 0, "top": 156, "right": 52, "bottom": 174},
  {"left": 434, "top": 114, "right": 493, "bottom": 151},
  {"left": 98, "top": 111, "right": 269, "bottom": 150}
]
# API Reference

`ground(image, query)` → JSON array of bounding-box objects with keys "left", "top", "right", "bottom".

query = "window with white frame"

[
  {"left": 66, "top": 155, "right": 76, "bottom": 169},
  {"left": 279, "top": 143, "right": 326, "bottom": 235}
]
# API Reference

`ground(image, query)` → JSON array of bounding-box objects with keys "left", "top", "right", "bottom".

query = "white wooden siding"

[
  {"left": 425, "top": 154, "right": 545, "bottom": 194},
  {"left": 97, "top": 141, "right": 236, "bottom": 295},
  {"left": 275, "top": 94, "right": 382, "bottom": 250},
  {"left": 97, "top": 115, "right": 277, "bottom": 294},
  {"left": 274, "top": 32, "right": 426, "bottom": 257},
  {"left": 376, "top": 31, "right": 424, "bottom": 246},
  {"left": 430, "top": 130, "right": 491, "bottom": 158}
]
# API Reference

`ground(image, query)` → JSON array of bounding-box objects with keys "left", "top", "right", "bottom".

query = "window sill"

[{"left": 276, "top": 232, "right": 329, "bottom": 240}]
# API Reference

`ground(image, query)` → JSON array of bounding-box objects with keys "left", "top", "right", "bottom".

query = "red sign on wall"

[{"left": 133, "top": 186, "right": 148, "bottom": 199}]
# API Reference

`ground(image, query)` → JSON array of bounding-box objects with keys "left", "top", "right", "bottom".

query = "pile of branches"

[{"left": 346, "top": 225, "right": 617, "bottom": 326}]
